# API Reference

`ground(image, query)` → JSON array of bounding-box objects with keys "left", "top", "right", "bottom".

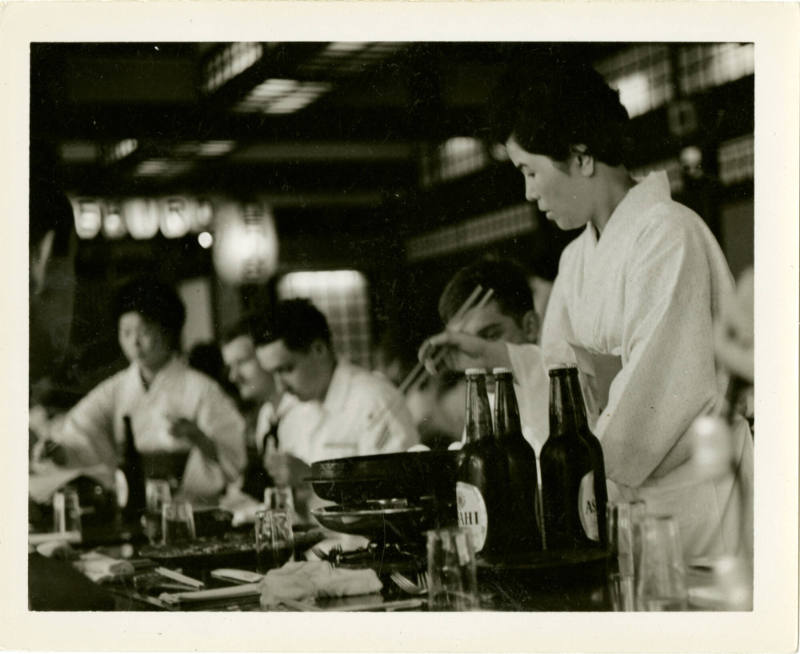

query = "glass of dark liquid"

[
  {"left": 144, "top": 479, "right": 172, "bottom": 545},
  {"left": 254, "top": 509, "right": 294, "bottom": 574},
  {"left": 161, "top": 501, "right": 196, "bottom": 545}
]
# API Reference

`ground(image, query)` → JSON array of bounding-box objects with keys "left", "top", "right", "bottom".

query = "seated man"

[
  {"left": 220, "top": 315, "right": 317, "bottom": 501},
  {"left": 428, "top": 257, "right": 549, "bottom": 455},
  {"left": 255, "top": 299, "right": 420, "bottom": 471},
  {"left": 221, "top": 315, "right": 283, "bottom": 500}
]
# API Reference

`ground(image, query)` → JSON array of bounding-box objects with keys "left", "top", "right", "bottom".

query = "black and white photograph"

[{"left": 1, "top": 1, "right": 798, "bottom": 652}]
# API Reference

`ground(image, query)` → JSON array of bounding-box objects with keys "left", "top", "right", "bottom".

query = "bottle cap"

[
  {"left": 464, "top": 368, "right": 488, "bottom": 376},
  {"left": 547, "top": 363, "right": 578, "bottom": 376},
  {"left": 491, "top": 367, "right": 512, "bottom": 375}
]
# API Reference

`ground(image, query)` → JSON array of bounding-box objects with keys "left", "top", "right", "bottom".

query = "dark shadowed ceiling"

[{"left": 31, "top": 42, "right": 626, "bottom": 206}]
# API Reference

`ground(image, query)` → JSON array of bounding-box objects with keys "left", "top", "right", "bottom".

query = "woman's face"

[
  {"left": 118, "top": 311, "right": 173, "bottom": 372},
  {"left": 505, "top": 136, "right": 592, "bottom": 232}
]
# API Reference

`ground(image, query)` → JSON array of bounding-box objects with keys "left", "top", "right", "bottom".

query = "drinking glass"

[
  {"left": 606, "top": 499, "right": 646, "bottom": 611},
  {"left": 53, "top": 487, "right": 82, "bottom": 535},
  {"left": 264, "top": 486, "right": 294, "bottom": 514},
  {"left": 426, "top": 527, "right": 479, "bottom": 611},
  {"left": 144, "top": 479, "right": 172, "bottom": 545},
  {"left": 254, "top": 509, "right": 295, "bottom": 574},
  {"left": 635, "top": 514, "right": 688, "bottom": 611},
  {"left": 161, "top": 501, "right": 196, "bottom": 545}
]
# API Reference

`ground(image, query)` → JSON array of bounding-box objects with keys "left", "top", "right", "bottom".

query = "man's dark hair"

[
  {"left": 222, "top": 312, "right": 274, "bottom": 347},
  {"left": 264, "top": 298, "right": 332, "bottom": 352},
  {"left": 112, "top": 276, "right": 186, "bottom": 350},
  {"left": 438, "top": 258, "right": 534, "bottom": 325},
  {"left": 489, "top": 56, "right": 631, "bottom": 166}
]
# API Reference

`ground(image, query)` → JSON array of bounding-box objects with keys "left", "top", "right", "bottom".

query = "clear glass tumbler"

[
  {"left": 161, "top": 501, "right": 196, "bottom": 546},
  {"left": 144, "top": 479, "right": 172, "bottom": 544},
  {"left": 53, "top": 487, "right": 82, "bottom": 535},
  {"left": 606, "top": 499, "right": 646, "bottom": 611},
  {"left": 254, "top": 509, "right": 295, "bottom": 574},
  {"left": 635, "top": 514, "right": 688, "bottom": 611},
  {"left": 426, "top": 526, "right": 479, "bottom": 611}
]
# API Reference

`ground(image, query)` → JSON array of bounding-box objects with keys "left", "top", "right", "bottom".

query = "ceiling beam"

[{"left": 33, "top": 104, "right": 488, "bottom": 141}]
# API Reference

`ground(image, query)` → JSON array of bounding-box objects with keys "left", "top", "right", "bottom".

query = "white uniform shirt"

[
  {"left": 510, "top": 172, "right": 753, "bottom": 560},
  {"left": 278, "top": 360, "right": 420, "bottom": 464},
  {"left": 53, "top": 357, "right": 246, "bottom": 502}
]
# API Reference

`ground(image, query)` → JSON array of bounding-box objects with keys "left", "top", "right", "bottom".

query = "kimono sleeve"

[
  {"left": 52, "top": 376, "right": 119, "bottom": 470},
  {"left": 597, "top": 213, "right": 724, "bottom": 487},
  {"left": 538, "top": 257, "right": 607, "bottom": 425},
  {"left": 193, "top": 380, "right": 247, "bottom": 484}
]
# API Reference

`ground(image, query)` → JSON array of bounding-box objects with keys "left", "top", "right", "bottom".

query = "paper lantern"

[
  {"left": 160, "top": 197, "right": 192, "bottom": 239},
  {"left": 213, "top": 200, "right": 279, "bottom": 285},
  {"left": 102, "top": 201, "right": 127, "bottom": 239},
  {"left": 194, "top": 199, "right": 214, "bottom": 231},
  {"left": 123, "top": 198, "right": 159, "bottom": 240},
  {"left": 73, "top": 198, "right": 102, "bottom": 239}
]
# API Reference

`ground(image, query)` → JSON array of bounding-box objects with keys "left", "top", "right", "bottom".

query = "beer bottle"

[
  {"left": 456, "top": 369, "right": 510, "bottom": 555},
  {"left": 540, "top": 366, "right": 608, "bottom": 550},
  {"left": 493, "top": 367, "right": 542, "bottom": 552},
  {"left": 121, "top": 415, "right": 147, "bottom": 524}
]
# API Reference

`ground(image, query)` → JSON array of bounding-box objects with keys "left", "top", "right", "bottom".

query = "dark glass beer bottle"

[
  {"left": 121, "top": 415, "right": 147, "bottom": 524},
  {"left": 493, "top": 367, "right": 542, "bottom": 552},
  {"left": 540, "top": 366, "right": 608, "bottom": 550},
  {"left": 456, "top": 369, "right": 510, "bottom": 555}
]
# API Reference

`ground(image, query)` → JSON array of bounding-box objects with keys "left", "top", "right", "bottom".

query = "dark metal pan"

[{"left": 310, "top": 451, "right": 459, "bottom": 504}]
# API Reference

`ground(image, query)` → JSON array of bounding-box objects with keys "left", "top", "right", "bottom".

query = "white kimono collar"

[
  {"left": 585, "top": 171, "right": 672, "bottom": 246},
  {"left": 129, "top": 354, "right": 182, "bottom": 391}
]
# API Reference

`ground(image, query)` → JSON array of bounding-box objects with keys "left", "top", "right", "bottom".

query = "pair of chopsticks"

[
  {"left": 155, "top": 566, "right": 205, "bottom": 589},
  {"left": 398, "top": 285, "right": 495, "bottom": 396}
]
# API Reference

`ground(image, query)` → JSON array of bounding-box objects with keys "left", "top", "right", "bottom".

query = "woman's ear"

[
  {"left": 571, "top": 144, "right": 595, "bottom": 177},
  {"left": 522, "top": 309, "right": 540, "bottom": 344}
]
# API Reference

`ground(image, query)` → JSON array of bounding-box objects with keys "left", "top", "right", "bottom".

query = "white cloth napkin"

[
  {"left": 259, "top": 561, "right": 382, "bottom": 608},
  {"left": 73, "top": 551, "right": 135, "bottom": 584}
]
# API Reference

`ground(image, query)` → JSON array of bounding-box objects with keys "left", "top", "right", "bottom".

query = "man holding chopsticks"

[{"left": 431, "top": 257, "right": 550, "bottom": 457}]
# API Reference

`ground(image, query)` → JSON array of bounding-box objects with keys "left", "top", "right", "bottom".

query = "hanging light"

[
  {"left": 102, "top": 200, "right": 127, "bottom": 239},
  {"left": 192, "top": 198, "right": 214, "bottom": 232},
  {"left": 213, "top": 199, "right": 279, "bottom": 285},
  {"left": 198, "top": 231, "right": 213, "bottom": 249},
  {"left": 73, "top": 198, "right": 102, "bottom": 239},
  {"left": 123, "top": 198, "right": 159, "bottom": 240},
  {"left": 160, "top": 197, "right": 191, "bottom": 238}
]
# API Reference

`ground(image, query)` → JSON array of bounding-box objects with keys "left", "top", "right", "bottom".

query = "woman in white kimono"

[
  {"left": 44, "top": 277, "right": 246, "bottom": 503},
  {"left": 421, "top": 58, "right": 753, "bottom": 562}
]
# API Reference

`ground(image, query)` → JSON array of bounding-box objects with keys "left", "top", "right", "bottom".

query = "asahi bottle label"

[
  {"left": 578, "top": 471, "right": 600, "bottom": 541},
  {"left": 456, "top": 481, "right": 488, "bottom": 552}
]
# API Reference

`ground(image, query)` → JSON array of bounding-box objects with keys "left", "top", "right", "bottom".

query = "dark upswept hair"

[
  {"left": 112, "top": 276, "right": 186, "bottom": 350},
  {"left": 489, "top": 56, "right": 631, "bottom": 166},
  {"left": 438, "top": 257, "right": 534, "bottom": 325},
  {"left": 263, "top": 298, "right": 331, "bottom": 352}
]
